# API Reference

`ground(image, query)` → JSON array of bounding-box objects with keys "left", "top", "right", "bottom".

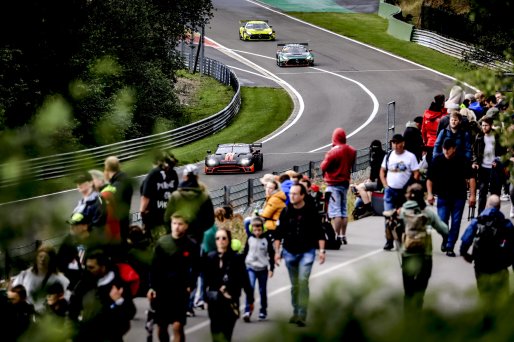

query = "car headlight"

[
  {"left": 245, "top": 30, "right": 251, "bottom": 35},
  {"left": 206, "top": 158, "right": 217, "bottom": 166},
  {"left": 306, "top": 55, "right": 313, "bottom": 60},
  {"left": 240, "top": 158, "right": 251, "bottom": 166},
  {"left": 281, "top": 56, "right": 289, "bottom": 61}
]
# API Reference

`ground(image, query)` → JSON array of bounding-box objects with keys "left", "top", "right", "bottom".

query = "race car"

[
  {"left": 276, "top": 43, "right": 314, "bottom": 67},
  {"left": 239, "top": 20, "right": 276, "bottom": 41},
  {"left": 205, "top": 143, "right": 263, "bottom": 174}
]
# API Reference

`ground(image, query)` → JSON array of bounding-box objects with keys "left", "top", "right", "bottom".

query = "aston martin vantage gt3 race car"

[
  {"left": 205, "top": 143, "right": 264, "bottom": 174},
  {"left": 239, "top": 20, "right": 276, "bottom": 41},
  {"left": 276, "top": 43, "right": 314, "bottom": 67}
]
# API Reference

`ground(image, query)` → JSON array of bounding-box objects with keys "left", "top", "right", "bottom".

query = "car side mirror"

[{"left": 207, "top": 150, "right": 211, "bottom": 154}]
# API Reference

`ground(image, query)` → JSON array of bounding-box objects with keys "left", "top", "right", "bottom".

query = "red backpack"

[{"left": 117, "top": 263, "right": 140, "bottom": 297}]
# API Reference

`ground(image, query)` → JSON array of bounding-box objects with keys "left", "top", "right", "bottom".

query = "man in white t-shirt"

[{"left": 379, "top": 134, "right": 420, "bottom": 250}]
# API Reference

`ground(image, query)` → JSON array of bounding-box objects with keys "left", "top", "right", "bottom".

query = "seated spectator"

[{"left": 352, "top": 140, "right": 386, "bottom": 219}]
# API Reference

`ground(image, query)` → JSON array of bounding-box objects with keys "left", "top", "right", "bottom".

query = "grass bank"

[
  {"left": 288, "top": 12, "right": 477, "bottom": 82},
  {"left": 5, "top": 87, "right": 292, "bottom": 201}
]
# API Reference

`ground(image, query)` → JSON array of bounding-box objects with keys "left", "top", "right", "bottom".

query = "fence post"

[
  {"left": 309, "top": 161, "right": 315, "bottom": 179},
  {"left": 247, "top": 179, "right": 254, "bottom": 207},
  {"left": 386, "top": 101, "right": 396, "bottom": 146},
  {"left": 293, "top": 165, "right": 299, "bottom": 173},
  {"left": 223, "top": 185, "right": 230, "bottom": 205}
]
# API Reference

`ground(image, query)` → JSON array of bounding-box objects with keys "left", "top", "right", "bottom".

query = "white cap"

[{"left": 183, "top": 164, "right": 199, "bottom": 176}]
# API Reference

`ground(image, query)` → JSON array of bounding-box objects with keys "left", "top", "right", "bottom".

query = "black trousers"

[
  {"left": 402, "top": 254, "right": 432, "bottom": 313},
  {"left": 207, "top": 299, "right": 238, "bottom": 342}
]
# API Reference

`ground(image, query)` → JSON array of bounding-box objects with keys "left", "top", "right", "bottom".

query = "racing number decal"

[{"left": 224, "top": 153, "right": 235, "bottom": 161}]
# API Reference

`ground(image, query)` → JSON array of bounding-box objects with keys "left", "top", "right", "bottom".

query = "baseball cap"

[
  {"left": 390, "top": 134, "right": 405, "bottom": 143},
  {"left": 66, "top": 212, "right": 90, "bottom": 225},
  {"left": 183, "top": 164, "right": 199, "bottom": 177},
  {"left": 259, "top": 173, "right": 276, "bottom": 185}
]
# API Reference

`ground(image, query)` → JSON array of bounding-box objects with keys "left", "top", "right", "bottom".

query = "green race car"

[
  {"left": 239, "top": 20, "right": 276, "bottom": 41},
  {"left": 276, "top": 43, "right": 314, "bottom": 67}
]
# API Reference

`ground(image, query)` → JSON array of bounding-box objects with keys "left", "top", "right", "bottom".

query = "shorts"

[
  {"left": 153, "top": 292, "right": 188, "bottom": 326},
  {"left": 326, "top": 185, "right": 348, "bottom": 218}
]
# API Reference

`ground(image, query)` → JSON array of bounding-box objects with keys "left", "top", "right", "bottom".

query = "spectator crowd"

[{"left": 0, "top": 86, "right": 513, "bottom": 341}]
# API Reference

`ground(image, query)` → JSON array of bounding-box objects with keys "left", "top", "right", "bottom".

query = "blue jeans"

[
  {"left": 245, "top": 268, "right": 268, "bottom": 315},
  {"left": 437, "top": 197, "right": 465, "bottom": 250},
  {"left": 283, "top": 248, "right": 316, "bottom": 319},
  {"left": 384, "top": 187, "right": 406, "bottom": 211}
]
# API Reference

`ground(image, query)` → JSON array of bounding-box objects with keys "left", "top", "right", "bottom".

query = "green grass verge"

[
  {"left": 288, "top": 12, "right": 479, "bottom": 82},
  {"left": 176, "top": 70, "right": 235, "bottom": 123},
  {"left": 4, "top": 87, "right": 292, "bottom": 201}
]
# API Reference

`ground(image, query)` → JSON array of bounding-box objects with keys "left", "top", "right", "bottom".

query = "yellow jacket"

[{"left": 261, "top": 190, "right": 287, "bottom": 230}]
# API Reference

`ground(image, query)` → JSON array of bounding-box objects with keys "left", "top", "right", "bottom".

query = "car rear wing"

[
  {"left": 277, "top": 43, "right": 309, "bottom": 47},
  {"left": 239, "top": 19, "right": 269, "bottom": 24},
  {"left": 251, "top": 143, "right": 263, "bottom": 148}
]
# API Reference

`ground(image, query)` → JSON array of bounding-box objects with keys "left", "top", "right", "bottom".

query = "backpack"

[
  {"left": 401, "top": 208, "right": 430, "bottom": 253},
  {"left": 472, "top": 215, "right": 514, "bottom": 272},
  {"left": 321, "top": 220, "right": 341, "bottom": 250},
  {"left": 117, "top": 263, "right": 140, "bottom": 297}
]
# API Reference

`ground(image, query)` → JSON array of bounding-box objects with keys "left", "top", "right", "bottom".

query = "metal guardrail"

[
  {"left": 412, "top": 28, "right": 513, "bottom": 71},
  {"left": 0, "top": 55, "right": 241, "bottom": 187},
  {"left": 0, "top": 146, "right": 374, "bottom": 278}
]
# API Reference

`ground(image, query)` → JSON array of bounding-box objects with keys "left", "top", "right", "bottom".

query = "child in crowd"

[
  {"left": 45, "top": 282, "right": 69, "bottom": 318},
  {"left": 242, "top": 216, "right": 275, "bottom": 322}
]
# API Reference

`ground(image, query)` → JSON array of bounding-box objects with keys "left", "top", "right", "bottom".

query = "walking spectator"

[
  {"left": 421, "top": 94, "right": 446, "bottom": 165},
  {"left": 43, "top": 282, "right": 69, "bottom": 318},
  {"left": 433, "top": 112, "right": 472, "bottom": 162},
  {"left": 71, "top": 171, "right": 106, "bottom": 233},
  {"left": 352, "top": 140, "right": 386, "bottom": 219},
  {"left": 125, "top": 225, "right": 153, "bottom": 298},
  {"left": 460, "top": 195, "right": 514, "bottom": 303},
  {"left": 398, "top": 184, "right": 449, "bottom": 313},
  {"left": 12, "top": 245, "right": 70, "bottom": 314},
  {"left": 259, "top": 180, "right": 287, "bottom": 232},
  {"left": 472, "top": 117, "right": 507, "bottom": 214},
  {"left": 164, "top": 164, "right": 214, "bottom": 245},
  {"left": 427, "top": 138, "right": 476, "bottom": 257},
  {"left": 89, "top": 169, "right": 121, "bottom": 243},
  {"left": 273, "top": 183, "right": 326, "bottom": 327},
  {"left": 147, "top": 213, "right": 200, "bottom": 342},
  {"left": 203, "top": 228, "right": 254, "bottom": 341},
  {"left": 242, "top": 216, "right": 275, "bottom": 322},
  {"left": 104, "top": 156, "right": 134, "bottom": 245},
  {"left": 68, "top": 249, "right": 136, "bottom": 342},
  {"left": 444, "top": 85, "right": 465, "bottom": 111},
  {"left": 470, "top": 91, "right": 486, "bottom": 120},
  {"left": 140, "top": 151, "right": 179, "bottom": 240},
  {"left": 57, "top": 213, "right": 102, "bottom": 290},
  {"left": 380, "top": 134, "right": 420, "bottom": 250},
  {"left": 278, "top": 172, "right": 293, "bottom": 206},
  {"left": 403, "top": 116, "right": 424, "bottom": 162},
  {"left": 320, "top": 127, "right": 356, "bottom": 244},
  {"left": 4, "top": 285, "right": 35, "bottom": 342}
]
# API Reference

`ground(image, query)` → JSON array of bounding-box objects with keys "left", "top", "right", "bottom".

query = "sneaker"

[
  {"left": 194, "top": 300, "right": 205, "bottom": 310},
  {"left": 296, "top": 318, "right": 306, "bottom": 327},
  {"left": 288, "top": 315, "right": 299, "bottom": 324},
  {"left": 186, "top": 309, "right": 195, "bottom": 317},
  {"left": 510, "top": 206, "right": 514, "bottom": 219},
  {"left": 441, "top": 243, "right": 447, "bottom": 253},
  {"left": 259, "top": 313, "right": 267, "bottom": 320},
  {"left": 243, "top": 311, "right": 251, "bottom": 323},
  {"left": 446, "top": 250, "right": 456, "bottom": 257},
  {"left": 383, "top": 240, "right": 394, "bottom": 251},
  {"left": 359, "top": 208, "right": 375, "bottom": 219},
  {"left": 342, "top": 236, "right": 348, "bottom": 245}
]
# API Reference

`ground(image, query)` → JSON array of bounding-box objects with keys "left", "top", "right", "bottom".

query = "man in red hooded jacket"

[{"left": 320, "top": 128, "right": 356, "bottom": 245}]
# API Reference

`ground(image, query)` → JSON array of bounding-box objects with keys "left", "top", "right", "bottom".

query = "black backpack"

[
  {"left": 321, "top": 218, "right": 341, "bottom": 250},
  {"left": 472, "top": 215, "right": 514, "bottom": 272}
]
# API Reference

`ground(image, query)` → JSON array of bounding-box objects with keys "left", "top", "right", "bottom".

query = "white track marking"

[{"left": 184, "top": 248, "right": 383, "bottom": 334}]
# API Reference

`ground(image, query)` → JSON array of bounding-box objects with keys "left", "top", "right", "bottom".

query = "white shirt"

[
  {"left": 381, "top": 150, "right": 419, "bottom": 189},
  {"left": 481, "top": 134, "right": 495, "bottom": 169}
]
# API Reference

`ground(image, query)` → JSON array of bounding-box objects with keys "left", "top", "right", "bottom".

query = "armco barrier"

[
  {"left": 412, "top": 29, "right": 513, "bottom": 71},
  {"left": 0, "top": 145, "right": 373, "bottom": 279},
  {"left": 0, "top": 54, "right": 241, "bottom": 188}
]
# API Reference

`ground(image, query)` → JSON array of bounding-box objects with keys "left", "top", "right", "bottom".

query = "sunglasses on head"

[{"left": 216, "top": 236, "right": 228, "bottom": 241}]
